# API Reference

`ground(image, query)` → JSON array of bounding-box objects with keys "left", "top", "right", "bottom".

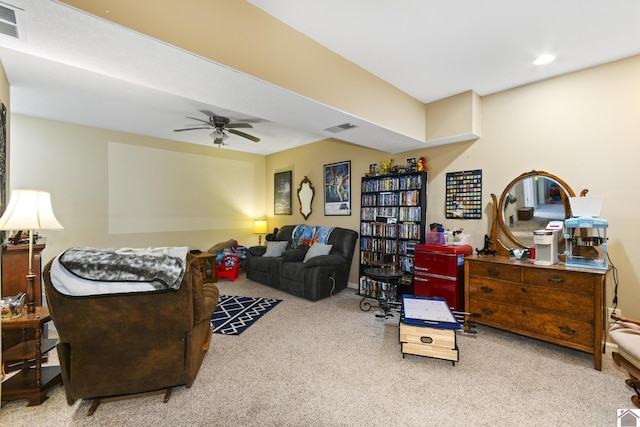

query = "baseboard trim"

[{"left": 605, "top": 341, "right": 619, "bottom": 353}]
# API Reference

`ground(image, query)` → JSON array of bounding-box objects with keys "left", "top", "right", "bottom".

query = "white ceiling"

[{"left": 1, "top": 0, "right": 639, "bottom": 155}]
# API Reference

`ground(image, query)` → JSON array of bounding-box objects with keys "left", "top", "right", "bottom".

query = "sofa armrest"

[
  {"left": 190, "top": 257, "right": 220, "bottom": 324},
  {"left": 301, "top": 254, "right": 346, "bottom": 268},
  {"left": 248, "top": 246, "right": 267, "bottom": 256}
]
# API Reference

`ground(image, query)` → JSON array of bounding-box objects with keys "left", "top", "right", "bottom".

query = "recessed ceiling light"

[{"left": 534, "top": 54, "right": 556, "bottom": 66}]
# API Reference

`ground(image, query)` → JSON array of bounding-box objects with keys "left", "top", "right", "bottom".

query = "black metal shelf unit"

[{"left": 358, "top": 171, "right": 428, "bottom": 302}]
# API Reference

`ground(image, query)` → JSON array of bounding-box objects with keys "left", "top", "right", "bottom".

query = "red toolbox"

[{"left": 413, "top": 244, "right": 472, "bottom": 311}]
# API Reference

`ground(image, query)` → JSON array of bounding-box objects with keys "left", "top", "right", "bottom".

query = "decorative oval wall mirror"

[
  {"left": 297, "top": 176, "right": 315, "bottom": 220},
  {"left": 495, "top": 170, "right": 576, "bottom": 250}
]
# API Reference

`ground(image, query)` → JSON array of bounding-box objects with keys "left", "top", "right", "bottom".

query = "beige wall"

[
  {"left": 265, "top": 138, "right": 387, "bottom": 285},
  {"left": 473, "top": 56, "right": 639, "bottom": 321},
  {"left": 9, "top": 115, "right": 267, "bottom": 267},
  {"left": 49, "top": 3, "right": 637, "bottom": 323},
  {"left": 266, "top": 55, "right": 640, "bottom": 322},
  {"left": 4, "top": 54, "right": 639, "bottom": 338}
]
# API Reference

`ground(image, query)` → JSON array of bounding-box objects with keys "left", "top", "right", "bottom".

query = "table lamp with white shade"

[{"left": 0, "top": 190, "right": 63, "bottom": 314}]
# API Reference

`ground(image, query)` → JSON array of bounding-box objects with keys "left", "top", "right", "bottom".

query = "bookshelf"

[{"left": 358, "top": 171, "right": 428, "bottom": 303}]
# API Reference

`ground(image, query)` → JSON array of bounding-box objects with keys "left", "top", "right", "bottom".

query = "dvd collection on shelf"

[
  {"left": 358, "top": 276, "right": 396, "bottom": 300},
  {"left": 359, "top": 172, "right": 428, "bottom": 301}
]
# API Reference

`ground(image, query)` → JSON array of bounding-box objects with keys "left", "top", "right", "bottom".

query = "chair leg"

[
  {"left": 87, "top": 399, "right": 101, "bottom": 416},
  {"left": 613, "top": 352, "right": 640, "bottom": 409},
  {"left": 628, "top": 380, "right": 640, "bottom": 409},
  {"left": 86, "top": 387, "right": 173, "bottom": 416},
  {"left": 163, "top": 387, "right": 172, "bottom": 403}
]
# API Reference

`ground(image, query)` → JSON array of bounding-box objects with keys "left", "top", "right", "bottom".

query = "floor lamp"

[{"left": 0, "top": 190, "right": 63, "bottom": 314}]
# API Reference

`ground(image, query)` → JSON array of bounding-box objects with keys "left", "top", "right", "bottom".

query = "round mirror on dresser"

[{"left": 490, "top": 170, "right": 579, "bottom": 255}]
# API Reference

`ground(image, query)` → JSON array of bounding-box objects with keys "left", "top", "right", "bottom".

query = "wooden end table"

[
  {"left": 192, "top": 252, "right": 217, "bottom": 283},
  {"left": 1, "top": 306, "right": 62, "bottom": 405}
]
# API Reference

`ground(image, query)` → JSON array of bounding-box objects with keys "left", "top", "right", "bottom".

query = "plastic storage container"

[{"left": 564, "top": 216, "right": 608, "bottom": 270}]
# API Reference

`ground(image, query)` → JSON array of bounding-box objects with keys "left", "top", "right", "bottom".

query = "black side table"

[{"left": 359, "top": 268, "right": 405, "bottom": 318}]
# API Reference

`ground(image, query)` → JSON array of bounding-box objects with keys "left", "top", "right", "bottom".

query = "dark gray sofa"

[{"left": 245, "top": 225, "right": 358, "bottom": 301}]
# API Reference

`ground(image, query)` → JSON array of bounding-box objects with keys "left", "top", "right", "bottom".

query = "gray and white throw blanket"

[{"left": 54, "top": 246, "right": 188, "bottom": 296}]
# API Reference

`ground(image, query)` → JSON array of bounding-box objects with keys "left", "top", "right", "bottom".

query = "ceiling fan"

[{"left": 173, "top": 110, "right": 261, "bottom": 145}]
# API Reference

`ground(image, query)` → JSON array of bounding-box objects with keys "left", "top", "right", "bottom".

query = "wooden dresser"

[{"left": 464, "top": 255, "right": 608, "bottom": 370}]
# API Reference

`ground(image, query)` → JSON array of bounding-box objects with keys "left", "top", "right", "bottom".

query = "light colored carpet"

[{"left": 0, "top": 273, "right": 633, "bottom": 426}]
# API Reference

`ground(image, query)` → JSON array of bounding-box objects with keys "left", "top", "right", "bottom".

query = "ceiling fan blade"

[
  {"left": 173, "top": 126, "right": 212, "bottom": 132},
  {"left": 186, "top": 116, "right": 211, "bottom": 125},
  {"left": 198, "top": 109, "right": 217, "bottom": 118},
  {"left": 228, "top": 129, "right": 260, "bottom": 142},
  {"left": 227, "top": 122, "right": 253, "bottom": 129}
]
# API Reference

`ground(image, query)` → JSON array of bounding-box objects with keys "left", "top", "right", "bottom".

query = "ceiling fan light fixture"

[
  {"left": 533, "top": 54, "right": 556, "bottom": 66},
  {"left": 210, "top": 129, "right": 226, "bottom": 139}
]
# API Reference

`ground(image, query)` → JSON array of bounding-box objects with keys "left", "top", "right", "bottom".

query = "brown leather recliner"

[{"left": 43, "top": 252, "right": 219, "bottom": 413}]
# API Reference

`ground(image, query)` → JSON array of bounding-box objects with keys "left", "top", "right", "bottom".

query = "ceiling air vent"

[
  {"left": 324, "top": 123, "right": 357, "bottom": 133},
  {"left": 0, "top": 2, "right": 22, "bottom": 39}
]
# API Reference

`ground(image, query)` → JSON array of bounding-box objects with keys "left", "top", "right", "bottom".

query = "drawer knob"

[
  {"left": 521, "top": 288, "right": 527, "bottom": 293},
  {"left": 481, "top": 308, "right": 493, "bottom": 315},
  {"left": 488, "top": 267, "right": 499, "bottom": 277},
  {"left": 559, "top": 325, "right": 576, "bottom": 335},
  {"left": 420, "top": 336, "right": 434, "bottom": 344},
  {"left": 548, "top": 276, "right": 565, "bottom": 283},
  {"left": 480, "top": 286, "right": 494, "bottom": 293},
  {"left": 521, "top": 309, "right": 527, "bottom": 315}
]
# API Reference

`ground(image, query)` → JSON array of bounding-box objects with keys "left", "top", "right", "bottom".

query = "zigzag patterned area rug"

[{"left": 211, "top": 295, "right": 282, "bottom": 335}]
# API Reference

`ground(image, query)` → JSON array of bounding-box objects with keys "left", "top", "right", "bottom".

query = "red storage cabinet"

[{"left": 413, "top": 244, "right": 472, "bottom": 311}]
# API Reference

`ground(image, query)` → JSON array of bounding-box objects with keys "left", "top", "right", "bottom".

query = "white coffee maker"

[{"left": 533, "top": 229, "right": 559, "bottom": 266}]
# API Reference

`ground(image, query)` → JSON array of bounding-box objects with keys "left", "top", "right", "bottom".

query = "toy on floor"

[{"left": 216, "top": 254, "right": 240, "bottom": 281}]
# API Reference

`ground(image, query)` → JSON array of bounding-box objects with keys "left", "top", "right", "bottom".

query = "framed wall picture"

[
  {"left": 274, "top": 171, "right": 292, "bottom": 215},
  {"left": 323, "top": 161, "right": 351, "bottom": 216},
  {"left": 0, "top": 103, "right": 5, "bottom": 243}
]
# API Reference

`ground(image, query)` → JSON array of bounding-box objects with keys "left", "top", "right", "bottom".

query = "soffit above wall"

[{"left": 1, "top": 1, "right": 639, "bottom": 155}]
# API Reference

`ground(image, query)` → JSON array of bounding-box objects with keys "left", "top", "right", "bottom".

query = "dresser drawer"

[
  {"left": 469, "top": 298, "right": 594, "bottom": 349},
  {"left": 468, "top": 280, "right": 594, "bottom": 320},
  {"left": 522, "top": 269, "right": 595, "bottom": 293},
  {"left": 467, "top": 261, "right": 521, "bottom": 282},
  {"left": 464, "top": 255, "right": 607, "bottom": 370}
]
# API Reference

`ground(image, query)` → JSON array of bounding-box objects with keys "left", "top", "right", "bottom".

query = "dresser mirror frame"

[
  {"left": 490, "top": 170, "right": 578, "bottom": 255},
  {"left": 297, "top": 176, "right": 315, "bottom": 221}
]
